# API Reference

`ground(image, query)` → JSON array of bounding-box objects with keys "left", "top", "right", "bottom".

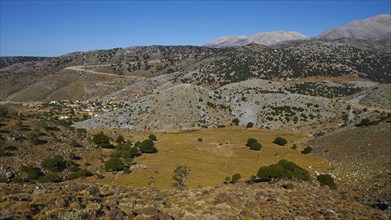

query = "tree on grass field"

[
  {"left": 173, "top": 166, "right": 190, "bottom": 189},
  {"left": 104, "top": 157, "right": 125, "bottom": 171},
  {"left": 139, "top": 139, "right": 158, "bottom": 153},
  {"left": 246, "top": 122, "right": 254, "bottom": 128},
  {"left": 257, "top": 159, "right": 310, "bottom": 181},
  {"left": 246, "top": 138, "right": 262, "bottom": 151},
  {"left": 273, "top": 137, "right": 288, "bottom": 146}
]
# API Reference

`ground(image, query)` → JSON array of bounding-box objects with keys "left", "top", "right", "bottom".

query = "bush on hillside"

[
  {"left": 37, "top": 173, "right": 60, "bottom": 183},
  {"left": 20, "top": 165, "right": 43, "bottom": 181},
  {"left": 41, "top": 155, "right": 66, "bottom": 172},
  {"left": 317, "top": 174, "right": 337, "bottom": 190},
  {"left": 104, "top": 157, "right": 125, "bottom": 171},
  {"left": 115, "top": 135, "right": 125, "bottom": 144},
  {"left": 139, "top": 139, "right": 158, "bottom": 154},
  {"left": 67, "top": 169, "right": 93, "bottom": 180},
  {"left": 273, "top": 137, "right": 288, "bottom": 146},
  {"left": 70, "top": 140, "right": 83, "bottom": 148},
  {"left": 257, "top": 159, "right": 310, "bottom": 181},
  {"left": 27, "top": 132, "right": 41, "bottom": 145},
  {"left": 356, "top": 118, "right": 371, "bottom": 126},
  {"left": 92, "top": 132, "right": 113, "bottom": 148}
]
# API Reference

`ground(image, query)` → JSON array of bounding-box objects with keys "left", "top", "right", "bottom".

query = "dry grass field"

[{"left": 85, "top": 127, "right": 329, "bottom": 188}]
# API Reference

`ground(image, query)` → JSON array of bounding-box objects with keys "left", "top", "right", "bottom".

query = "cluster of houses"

[{"left": 42, "top": 100, "right": 120, "bottom": 120}]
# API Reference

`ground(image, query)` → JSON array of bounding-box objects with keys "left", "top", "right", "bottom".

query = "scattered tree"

[
  {"left": 232, "top": 118, "right": 240, "bottom": 126},
  {"left": 246, "top": 122, "right": 254, "bottom": 128},
  {"left": 139, "top": 139, "right": 158, "bottom": 153},
  {"left": 301, "top": 147, "right": 313, "bottom": 154},
  {"left": 173, "top": 166, "right": 190, "bottom": 189},
  {"left": 246, "top": 138, "right": 262, "bottom": 151},
  {"left": 273, "top": 137, "right": 288, "bottom": 146}
]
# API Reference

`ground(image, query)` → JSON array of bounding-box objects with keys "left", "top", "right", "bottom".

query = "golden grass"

[{"left": 87, "top": 127, "right": 329, "bottom": 189}]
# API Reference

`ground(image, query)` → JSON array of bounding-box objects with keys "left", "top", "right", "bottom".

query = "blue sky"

[{"left": 1, "top": 0, "right": 390, "bottom": 56}]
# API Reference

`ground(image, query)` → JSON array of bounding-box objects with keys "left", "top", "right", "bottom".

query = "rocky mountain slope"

[
  {"left": 317, "top": 14, "right": 391, "bottom": 40},
  {"left": 0, "top": 56, "right": 51, "bottom": 69},
  {"left": 204, "top": 31, "right": 308, "bottom": 48},
  {"left": 1, "top": 41, "right": 390, "bottom": 102}
]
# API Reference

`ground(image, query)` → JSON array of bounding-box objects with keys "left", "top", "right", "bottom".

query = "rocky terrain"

[
  {"left": 309, "top": 122, "right": 391, "bottom": 209},
  {"left": 1, "top": 181, "right": 388, "bottom": 219}
]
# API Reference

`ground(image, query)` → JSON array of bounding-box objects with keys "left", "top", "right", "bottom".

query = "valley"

[{"left": 0, "top": 13, "right": 390, "bottom": 219}]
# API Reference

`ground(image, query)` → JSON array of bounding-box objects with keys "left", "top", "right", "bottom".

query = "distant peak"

[{"left": 204, "top": 30, "right": 308, "bottom": 48}]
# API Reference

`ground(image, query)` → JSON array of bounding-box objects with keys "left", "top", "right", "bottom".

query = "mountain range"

[{"left": 204, "top": 14, "right": 391, "bottom": 47}]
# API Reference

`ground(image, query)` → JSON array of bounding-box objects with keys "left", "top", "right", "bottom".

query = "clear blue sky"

[{"left": 1, "top": 0, "right": 390, "bottom": 56}]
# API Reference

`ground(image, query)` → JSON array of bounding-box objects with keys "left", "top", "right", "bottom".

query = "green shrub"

[
  {"left": 231, "top": 173, "right": 241, "bottom": 183},
  {"left": 232, "top": 118, "right": 240, "bottom": 126},
  {"left": 12, "top": 176, "right": 25, "bottom": 184},
  {"left": 301, "top": 147, "right": 313, "bottom": 154},
  {"left": 20, "top": 165, "right": 43, "bottom": 181},
  {"left": 246, "top": 122, "right": 254, "bottom": 128},
  {"left": 257, "top": 159, "right": 310, "bottom": 181},
  {"left": 291, "top": 144, "right": 297, "bottom": 150},
  {"left": 197, "top": 138, "right": 203, "bottom": 142},
  {"left": 249, "top": 142, "right": 262, "bottom": 151},
  {"left": 104, "top": 157, "right": 125, "bottom": 171},
  {"left": 139, "top": 139, "right": 158, "bottom": 154},
  {"left": 317, "top": 174, "right": 337, "bottom": 190},
  {"left": 38, "top": 173, "right": 60, "bottom": 183},
  {"left": 67, "top": 169, "right": 93, "bottom": 180},
  {"left": 116, "top": 135, "right": 125, "bottom": 144},
  {"left": 27, "top": 132, "right": 40, "bottom": 145},
  {"left": 246, "top": 138, "right": 258, "bottom": 147},
  {"left": 41, "top": 155, "right": 66, "bottom": 172},
  {"left": 357, "top": 118, "right": 371, "bottom": 126},
  {"left": 92, "top": 132, "right": 112, "bottom": 148},
  {"left": 246, "top": 138, "right": 262, "bottom": 151},
  {"left": 70, "top": 140, "right": 83, "bottom": 148},
  {"left": 76, "top": 128, "right": 87, "bottom": 136},
  {"left": 273, "top": 137, "right": 288, "bottom": 146},
  {"left": 148, "top": 134, "right": 157, "bottom": 141}
]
